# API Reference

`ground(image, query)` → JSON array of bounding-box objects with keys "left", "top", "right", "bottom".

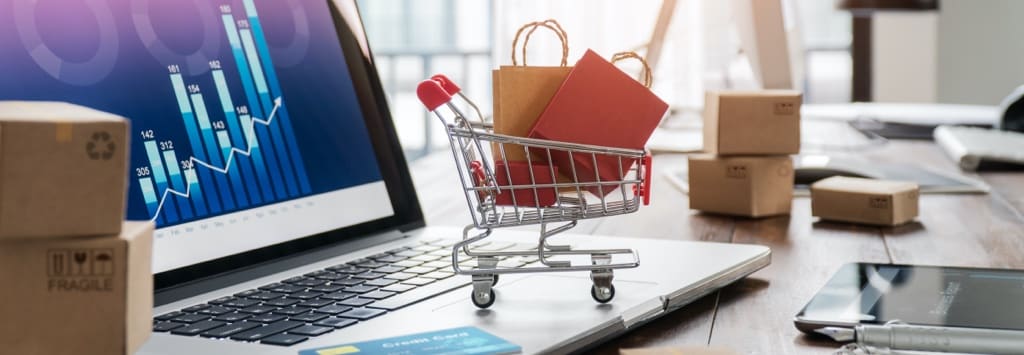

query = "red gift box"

[
  {"left": 527, "top": 50, "right": 668, "bottom": 196},
  {"left": 471, "top": 160, "right": 559, "bottom": 207}
]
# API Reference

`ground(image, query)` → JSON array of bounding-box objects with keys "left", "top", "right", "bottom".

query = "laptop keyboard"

[{"left": 152, "top": 238, "right": 537, "bottom": 346}]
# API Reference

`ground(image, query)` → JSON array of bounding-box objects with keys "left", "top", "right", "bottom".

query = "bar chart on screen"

[{"left": 136, "top": 0, "right": 312, "bottom": 227}]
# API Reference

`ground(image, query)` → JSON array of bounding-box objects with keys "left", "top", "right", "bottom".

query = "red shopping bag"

[
  {"left": 470, "top": 161, "right": 559, "bottom": 207},
  {"left": 527, "top": 50, "right": 668, "bottom": 196}
]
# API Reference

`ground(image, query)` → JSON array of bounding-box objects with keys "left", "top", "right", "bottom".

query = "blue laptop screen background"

[{"left": 0, "top": 0, "right": 383, "bottom": 227}]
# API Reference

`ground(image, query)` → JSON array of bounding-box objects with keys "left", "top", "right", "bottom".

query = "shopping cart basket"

[{"left": 416, "top": 74, "right": 652, "bottom": 308}]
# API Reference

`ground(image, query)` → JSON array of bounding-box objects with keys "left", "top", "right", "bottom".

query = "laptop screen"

[{"left": 0, "top": 1, "right": 396, "bottom": 273}]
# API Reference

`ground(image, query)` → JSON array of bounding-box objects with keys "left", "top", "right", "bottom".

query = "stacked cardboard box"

[
  {"left": 688, "top": 91, "right": 801, "bottom": 217},
  {"left": 0, "top": 101, "right": 153, "bottom": 355}
]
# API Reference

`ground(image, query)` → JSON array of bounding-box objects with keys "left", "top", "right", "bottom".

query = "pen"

[{"left": 816, "top": 323, "right": 1024, "bottom": 354}]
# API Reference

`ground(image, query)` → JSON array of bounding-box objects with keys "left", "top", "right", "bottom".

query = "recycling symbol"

[{"left": 86, "top": 131, "right": 116, "bottom": 160}]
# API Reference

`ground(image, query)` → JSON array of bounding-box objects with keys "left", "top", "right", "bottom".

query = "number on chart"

[
  {"left": 236, "top": 106, "right": 249, "bottom": 115},
  {"left": 219, "top": 4, "right": 231, "bottom": 13},
  {"left": 167, "top": 65, "right": 180, "bottom": 74},
  {"left": 140, "top": 130, "right": 155, "bottom": 139},
  {"left": 159, "top": 140, "right": 174, "bottom": 150},
  {"left": 209, "top": 60, "right": 221, "bottom": 70},
  {"left": 237, "top": 20, "right": 249, "bottom": 29},
  {"left": 136, "top": 166, "right": 151, "bottom": 177},
  {"left": 187, "top": 84, "right": 200, "bottom": 94},
  {"left": 212, "top": 121, "right": 226, "bottom": 130},
  {"left": 181, "top": 160, "right": 194, "bottom": 170}
]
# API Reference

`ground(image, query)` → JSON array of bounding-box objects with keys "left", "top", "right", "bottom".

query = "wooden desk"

[{"left": 408, "top": 124, "right": 1024, "bottom": 354}]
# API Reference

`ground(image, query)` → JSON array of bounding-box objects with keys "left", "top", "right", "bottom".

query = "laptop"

[{"left": 0, "top": 1, "right": 770, "bottom": 353}]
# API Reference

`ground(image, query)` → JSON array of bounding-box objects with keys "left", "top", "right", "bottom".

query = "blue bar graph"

[
  {"left": 170, "top": 73, "right": 223, "bottom": 214},
  {"left": 161, "top": 149, "right": 194, "bottom": 220},
  {"left": 182, "top": 167, "right": 207, "bottom": 216},
  {"left": 139, "top": 177, "right": 162, "bottom": 224},
  {"left": 221, "top": 12, "right": 288, "bottom": 200},
  {"left": 140, "top": 4, "right": 318, "bottom": 224},
  {"left": 144, "top": 140, "right": 179, "bottom": 223},
  {"left": 243, "top": 0, "right": 312, "bottom": 194},
  {"left": 190, "top": 92, "right": 244, "bottom": 209},
  {"left": 238, "top": 26, "right": 299, "bottom": 197},
  {"left": 212, "top": 68, "right": 271, "bottom": 203}
]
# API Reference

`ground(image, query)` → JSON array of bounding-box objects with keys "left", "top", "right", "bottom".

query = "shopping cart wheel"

[
  {"left": 591, "top": 284, "right": 616, "bottom": 304},
  {"left": 491, "top": 274, "right": 499, "bottom": 286},
  {"left": 472, "top": 288, "right": 496, "bottom": 308}
]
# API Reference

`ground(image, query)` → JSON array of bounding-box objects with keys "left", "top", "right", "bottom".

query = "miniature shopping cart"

[{"left": 416, "top": 74, "right": 652, "bottom": 309}]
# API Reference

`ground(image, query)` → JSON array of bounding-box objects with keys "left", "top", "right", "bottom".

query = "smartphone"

[{"left": 794, "top": 262, "right": 1024, "bottom": 333}]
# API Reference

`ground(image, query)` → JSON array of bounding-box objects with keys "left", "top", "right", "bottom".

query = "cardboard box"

[
  {"left": 687, "top": 155, "right": 793, "bottom": 217},
  {"left": 811, "top": 176, "right": 919, "bottom": 226},
  {"left": 0, "top": 101, "right": 128, "bottom": 239},
  {"left": 0, "top": 221, "right": 153, "bottom": 355},
  {"left": 703, "top": 90, "right": 801, "bottom": 155}
]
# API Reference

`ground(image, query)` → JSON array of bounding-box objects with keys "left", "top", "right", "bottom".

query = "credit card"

[{"left": 298, "top": 326, "right": 522, "bottom": 355}]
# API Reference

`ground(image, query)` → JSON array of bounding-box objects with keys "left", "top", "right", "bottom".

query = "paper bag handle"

[
  {"left": 611, "top": 51, "right": 653, "bottom": 88},
  {"left": 511, "top": 19, "right": 569, "bottom": 67}
]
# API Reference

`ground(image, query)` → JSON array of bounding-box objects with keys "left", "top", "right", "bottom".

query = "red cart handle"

[
  {"left": 416, "top": 79, "right": 452, "bottom": 111},
  {"left": 430, "top": 74, "right": 461, "bottom": 96},
  {"left": 632, "top": 154, "right": 653, "bottom": 205}
]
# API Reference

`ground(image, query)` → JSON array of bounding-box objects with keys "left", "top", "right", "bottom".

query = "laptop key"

[
  {"left": 260, "top": 333, "right": 308, "bottom": 346},
  {"left": 248, "top": 314, "right": 287, "bottom": 323},
  {"left": 286, "top": 291, "right": 324, "bottom": 300},
  {"left": 181, "top": 304, "right": 209, "bottom": 313},
  {"left": 269, "top": 284, "right": 306, "bottom": 293},
  {"left": 170, "top": 320, "right": 226, "bottom": 336},
  {"left": 234, "top": 289, "right": 261, "bottom": 298},
  {"left": 208, "top": 296, "right": 236, "bottom": 305},
  {"left": 155, "top": 311, "right": 186, "bottom": 321},
  {"left": 249, "top": 292, "right": 286, "bottom": 300},
  {"left": 294, "top": 278, "right": 327, "bottom": 287},
  {"left": 273, "top": 306, "right": 313, "bottom": 316},
  {"left": 363, "top": 278, "right": 397, "bottom": 287},
  {"left": 393, "top": 250, "right": 421, "bottom": 257},
  {"left": 314, "top": 304, "right": 352, "bottom": 315},
  {"left": 343, "top": 285, "right": 377, "bottom": 294},
  {"left": 315, "top": 317, "right": 357, "bottom": 329},
  {"left": 360, "top": 290, "right": 396, "bottom": 300},
  {"left": 213, "top": 312, "right": 252, "bottom": 322},
  {"left": 200, "top": 321, "right": 262, "bottom": 338},
  {"left": 336, "top": 297, "right": 375, "bottom": 307},
  {"left": 372, "top": 265, "right": 405, "bottom": 274},
  {"left": 352, "top": 272, "right": 385, "bottom": 280},
  {"left": 321, "top": 291, "right": 356, "bottom": 301},
  {"left": 328, "top": 265, "right": 367, "bottom": 274},
  {"left": 263, "top": 298, "right": 300, "bottom": 307},
  {"left": 223, "top": 298, "right": 261, "bottom": 308},
  {"left": 171, "top": 313, "right": 211, "bottom": 323},
  {"left": 289, "top": 325, "right": 334, "bottom": 337},
  {"left": 374, "top": 255, "right": 406, "bottom": 263},
  {"left": 386, "top": 246, "right": 412, "bottom": 253},
  {"left": 334, "top": 278, "right": 364, "bottom": 286},
  {"left": 153, "top": 321, "right": 186, "bottom": 332},
  {"left": 338, "top": 308, "right": 386, "bottom": 320},
  {"left": 381, "top": 283, "right": 416, "bottom": 293},
  {"left": 313, "top": 273, "right": 346, "bottom": 281},
  {"left": 309, "top": 284, "right": 345, "bottom": 293},
  {"left": 384, "top": 272, "right": 417, "bottom": 281},
  {"left": 422, "top": 260, "right": 451, "bottom": 269},
  {"left": 198, "top": 306, "right": 233, "bottom": 315},
  {"left": 239, "top": 305, "right": 278, "bottom": 314},
  {"left": 281, "top": 276, "right": 306, "bottom": 284},
  {"left": 393, "top": 260, "right": 424, "bottom": 267},
  {"left": 356, "top": 260, "right": 388, "bottom": 269},
  {"left": 297, "top": 298, "right": 334, "bottom": 308},
  {"left": 289, "top": 312, "right": 328, "bottom": 323},
  {"left": 259, "top": 283, "right": 286, "bottom": 290},
  {"left": 421, "top": 271, "right": 454, "bottom": 280},
  {"left": 230, "top": 320, "right": 303, "bottom": 341},
  {"left": 403, "top": 266, "right": 437, "bottom": 274},
  {"left": 402, "top": 277, "right": 435, "bottom": 286}
]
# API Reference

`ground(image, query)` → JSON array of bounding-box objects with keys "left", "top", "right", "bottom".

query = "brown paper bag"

[{"left": 492, "top": 20, "right": 572, "bottom": 162}]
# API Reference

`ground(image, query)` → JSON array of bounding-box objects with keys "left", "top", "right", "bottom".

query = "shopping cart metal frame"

[{"left": 417, "top": 74, "right": 651, "bottom": 308}]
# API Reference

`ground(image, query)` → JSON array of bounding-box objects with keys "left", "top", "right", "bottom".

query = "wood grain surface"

[{"left": 408, "top": 126, "right": 1024, "bottom": 354}]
